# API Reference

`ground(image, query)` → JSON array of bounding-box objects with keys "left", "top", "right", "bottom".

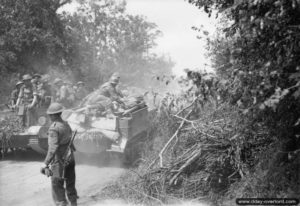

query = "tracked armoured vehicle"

[{"left": 0, "top": 96, "right": 150, "bottom": 164}]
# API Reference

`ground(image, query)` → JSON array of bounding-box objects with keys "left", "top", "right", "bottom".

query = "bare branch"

[
  {"left": 176, "top": 95, "right": 200, "bottom": 116},
  {"left": 159, "top": 110, "right": 193, "bottom": 167}
]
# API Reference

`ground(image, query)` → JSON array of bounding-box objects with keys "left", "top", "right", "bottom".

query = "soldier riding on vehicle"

[
  {"left": 98, "top": 73, "right": 124, "bottom": 103},
  {"left": 75, "top": 81, "right": 88, "bottom": 102},
  {"left": 53, "top": 78, "right": 63, "bottom": 102},
  {"left": 10, "top": 81, "right": 24, "bottom": 109},
  {"left": 53, "top": 78, "right": 72, "bottom": 108},
  {"left": 31, "top": 73, "right": 42, "bottom": 91},
  {"left": 16, "top": 74, "right": 38, "bottom": 127},
  {"left": 37, "top": 75, "right": 52, "bottom": 107}
]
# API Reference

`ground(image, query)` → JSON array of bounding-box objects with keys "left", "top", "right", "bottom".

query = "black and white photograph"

[{"left": 0, "top": 0, "right": 299, "bottom": 206}]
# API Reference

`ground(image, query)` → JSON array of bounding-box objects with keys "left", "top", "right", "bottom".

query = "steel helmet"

[
  {"left": 23, "top": 74, "right": 32, "bottom": 81},
  {"left": 47, "top": 102, "right": 64, "bottom": 114},
  {"left": 33, "top": 73, "right": 41, "bottom": 78},
  {"left": 53, "top": 78, "right": 62, "bottom": 85},
  {"left": 16, "top": 81, "right": 24, "bottom": 86},
  {"left": 111, "top": 72, "right": 120, "bottom": 79},
  {"left": 110, "top": 76, "right": 119, "bottom": 84}
]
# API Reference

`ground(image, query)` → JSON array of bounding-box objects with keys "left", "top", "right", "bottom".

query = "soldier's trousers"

[
  {"left": 51, "top": 161, "right": 78, "bottom": 206},
  {"left": 18, "top": 107, "right": 38, "bottom": 127}
]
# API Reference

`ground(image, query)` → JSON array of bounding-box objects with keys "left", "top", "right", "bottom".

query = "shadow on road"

[
  {"left": 1, "top": 149, "right": 128, "bottom": 169},
  {"left": 1, "top": 149, "right": 44, "bottom": 162}
]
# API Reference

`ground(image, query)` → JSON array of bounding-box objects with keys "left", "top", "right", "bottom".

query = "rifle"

[{"left": 61, "top": 130, "right": 77, "bottom": 180}]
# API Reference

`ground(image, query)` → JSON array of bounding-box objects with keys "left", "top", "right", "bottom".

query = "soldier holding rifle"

[
  {"left": 10, "top": 81, "right": 23, "bottom": 109},
  {"left": 41, "top": 102, "right": 78, "bottom": 206}
]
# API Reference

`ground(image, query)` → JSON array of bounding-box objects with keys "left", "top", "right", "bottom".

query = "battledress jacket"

[
  {"left": 44, "top": 120, "right": 73, "bottom": 166},
  {"left": 99, "top": 82, "right": 123, "bottom": 101},
  {"left": 18, "top": 84, "right": 38, "bottom": 105}
]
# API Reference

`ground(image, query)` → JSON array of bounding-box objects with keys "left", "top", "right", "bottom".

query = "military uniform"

[
  {"left": 98, "top": 82, "right": 123, "bottom": 102},
  {"left": 17, "top": 84, "right": 38, "bottom": 126},
  {"left": 10, "top": 89, "right": 19, "bottom": 106},
  {"left": 38, "top": 82, "right": 52, "bottom": 107},
  {"left": 75, "top": 87, "right": 88, "bottom": 101},
  {"left": 66, "top": 83, "right": 76, "bottom": 107},
  {"left": 10, "top": 81, "right": 23, "bottom": 107},
  {"left": 57, "top": 85, "right": 71, "bottom": 107},
  {"left": 45, "top": 118, "right": 77, "bottom": 206},
  {"left": 31, "top": 79, "right": 39, "bottom": 91}
]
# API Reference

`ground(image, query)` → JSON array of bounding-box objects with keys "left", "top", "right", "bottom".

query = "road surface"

[{"left": 0, "top": 151, "right": 125, "bottom": 206}]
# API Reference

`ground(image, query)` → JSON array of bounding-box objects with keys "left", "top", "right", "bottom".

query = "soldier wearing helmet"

[
  {"left": 10, "top": 80, "right": 24, "bottom": 108},
  {"left": 31, "top": 78, "right": 39, "bottom": 91},
  {"left": 43, "top": 102, "right": 78, "bottom": 206},
  {"left": 32, "top": 73, "right": 42, "bottom": 90},
  {"left": 37, "top": 75, "right": 52, "bottom": 107},
  {"left": 16, "top": 74, "right": 39, "bottom": 126},
  {"left": 53, "top": 78, "right": 63, "bottom": 100},
  {"left": 98, "top": 74, "right": 123, "bottom": 102},
  {"left": 33, "top": 73, "right": 42, "bottom": 81},
  {"left": 74, "top": 81, "right": 88, "bottom": 103},
  {"left": 53, "top": 79, "right": 74, "bottom": 107},
  {"left": 65, "top": 81, "right": 76, "bottom": 107}
]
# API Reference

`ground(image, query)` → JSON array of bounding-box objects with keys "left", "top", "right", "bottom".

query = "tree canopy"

[
  {"left": 0, "top": 0, "right": 173, "bottom": 98},
  {"left": 187, "top": 0, "right": 300, "bottom": 201}
]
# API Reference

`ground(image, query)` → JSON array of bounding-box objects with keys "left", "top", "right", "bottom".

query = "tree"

[
  {"left": 61, "top": 0, "right": 173, "bottom": 89},
  {"left": 0, "top": 0, "right": 174, "bottom": 99},
  {"left": 189, "top": 0, "right": 300, "bottom": 199},
  {"left": 0, "top": 0, "right": 71, "bottom": 74}
]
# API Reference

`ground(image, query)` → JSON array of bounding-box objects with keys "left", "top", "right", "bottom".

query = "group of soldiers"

[
  {"left": 9, "top": 73, "right": 88, "bottom": 127},
  {"left": 51, "top": 78, "right": 88, "bottom": 108},
  {"left": 9, "top": 72, "right": 125, "bottom": 127},
  {"left": 7, "top": 72, "right": 135, "bottom": 206},
  {"left": 8, "top": 72, "right": 124, "bottom": 206}
]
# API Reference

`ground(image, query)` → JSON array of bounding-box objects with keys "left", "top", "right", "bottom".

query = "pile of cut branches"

[
  {"left": 137, "top": 100, "right": 271, "bottom": 203},
  {"left": 99, "top": 95, "right": 273, "bottom": 205}
]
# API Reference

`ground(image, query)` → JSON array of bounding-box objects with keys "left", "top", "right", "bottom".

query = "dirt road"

[{"left": 0, "top": 151, "right": 125, "bottom": 206}]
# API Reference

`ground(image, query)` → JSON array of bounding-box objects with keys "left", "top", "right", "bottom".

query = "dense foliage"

[
  {"left": 189, "top": 0, "right": 300, "bottom": 202},
  {"left": 0, "top": 0, "right": 173, "bottom": 101},
  {"left": 61, "top": 0, "right": 174, "bottom": 89},
  {"left": 190, "top": 0, "right": 300, "bottom": 122}
]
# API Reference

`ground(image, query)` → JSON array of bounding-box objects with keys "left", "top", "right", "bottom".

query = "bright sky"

[
  {"left": 124, "top": 0, "right": 217, "bottom": 75},
  {"left": 60, "top": 0, "right": 217, "bottom": 76}
]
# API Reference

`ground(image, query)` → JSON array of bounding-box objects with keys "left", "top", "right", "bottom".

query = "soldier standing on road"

[
  {"left": 43, "top": 102, "right": 78, "bottom": 206},
  {"left": 10, "top": 81, "right": 24, "bottom": 108},
  {"left": 16, "top": 74, "right": 38, "bottom": 126}
]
